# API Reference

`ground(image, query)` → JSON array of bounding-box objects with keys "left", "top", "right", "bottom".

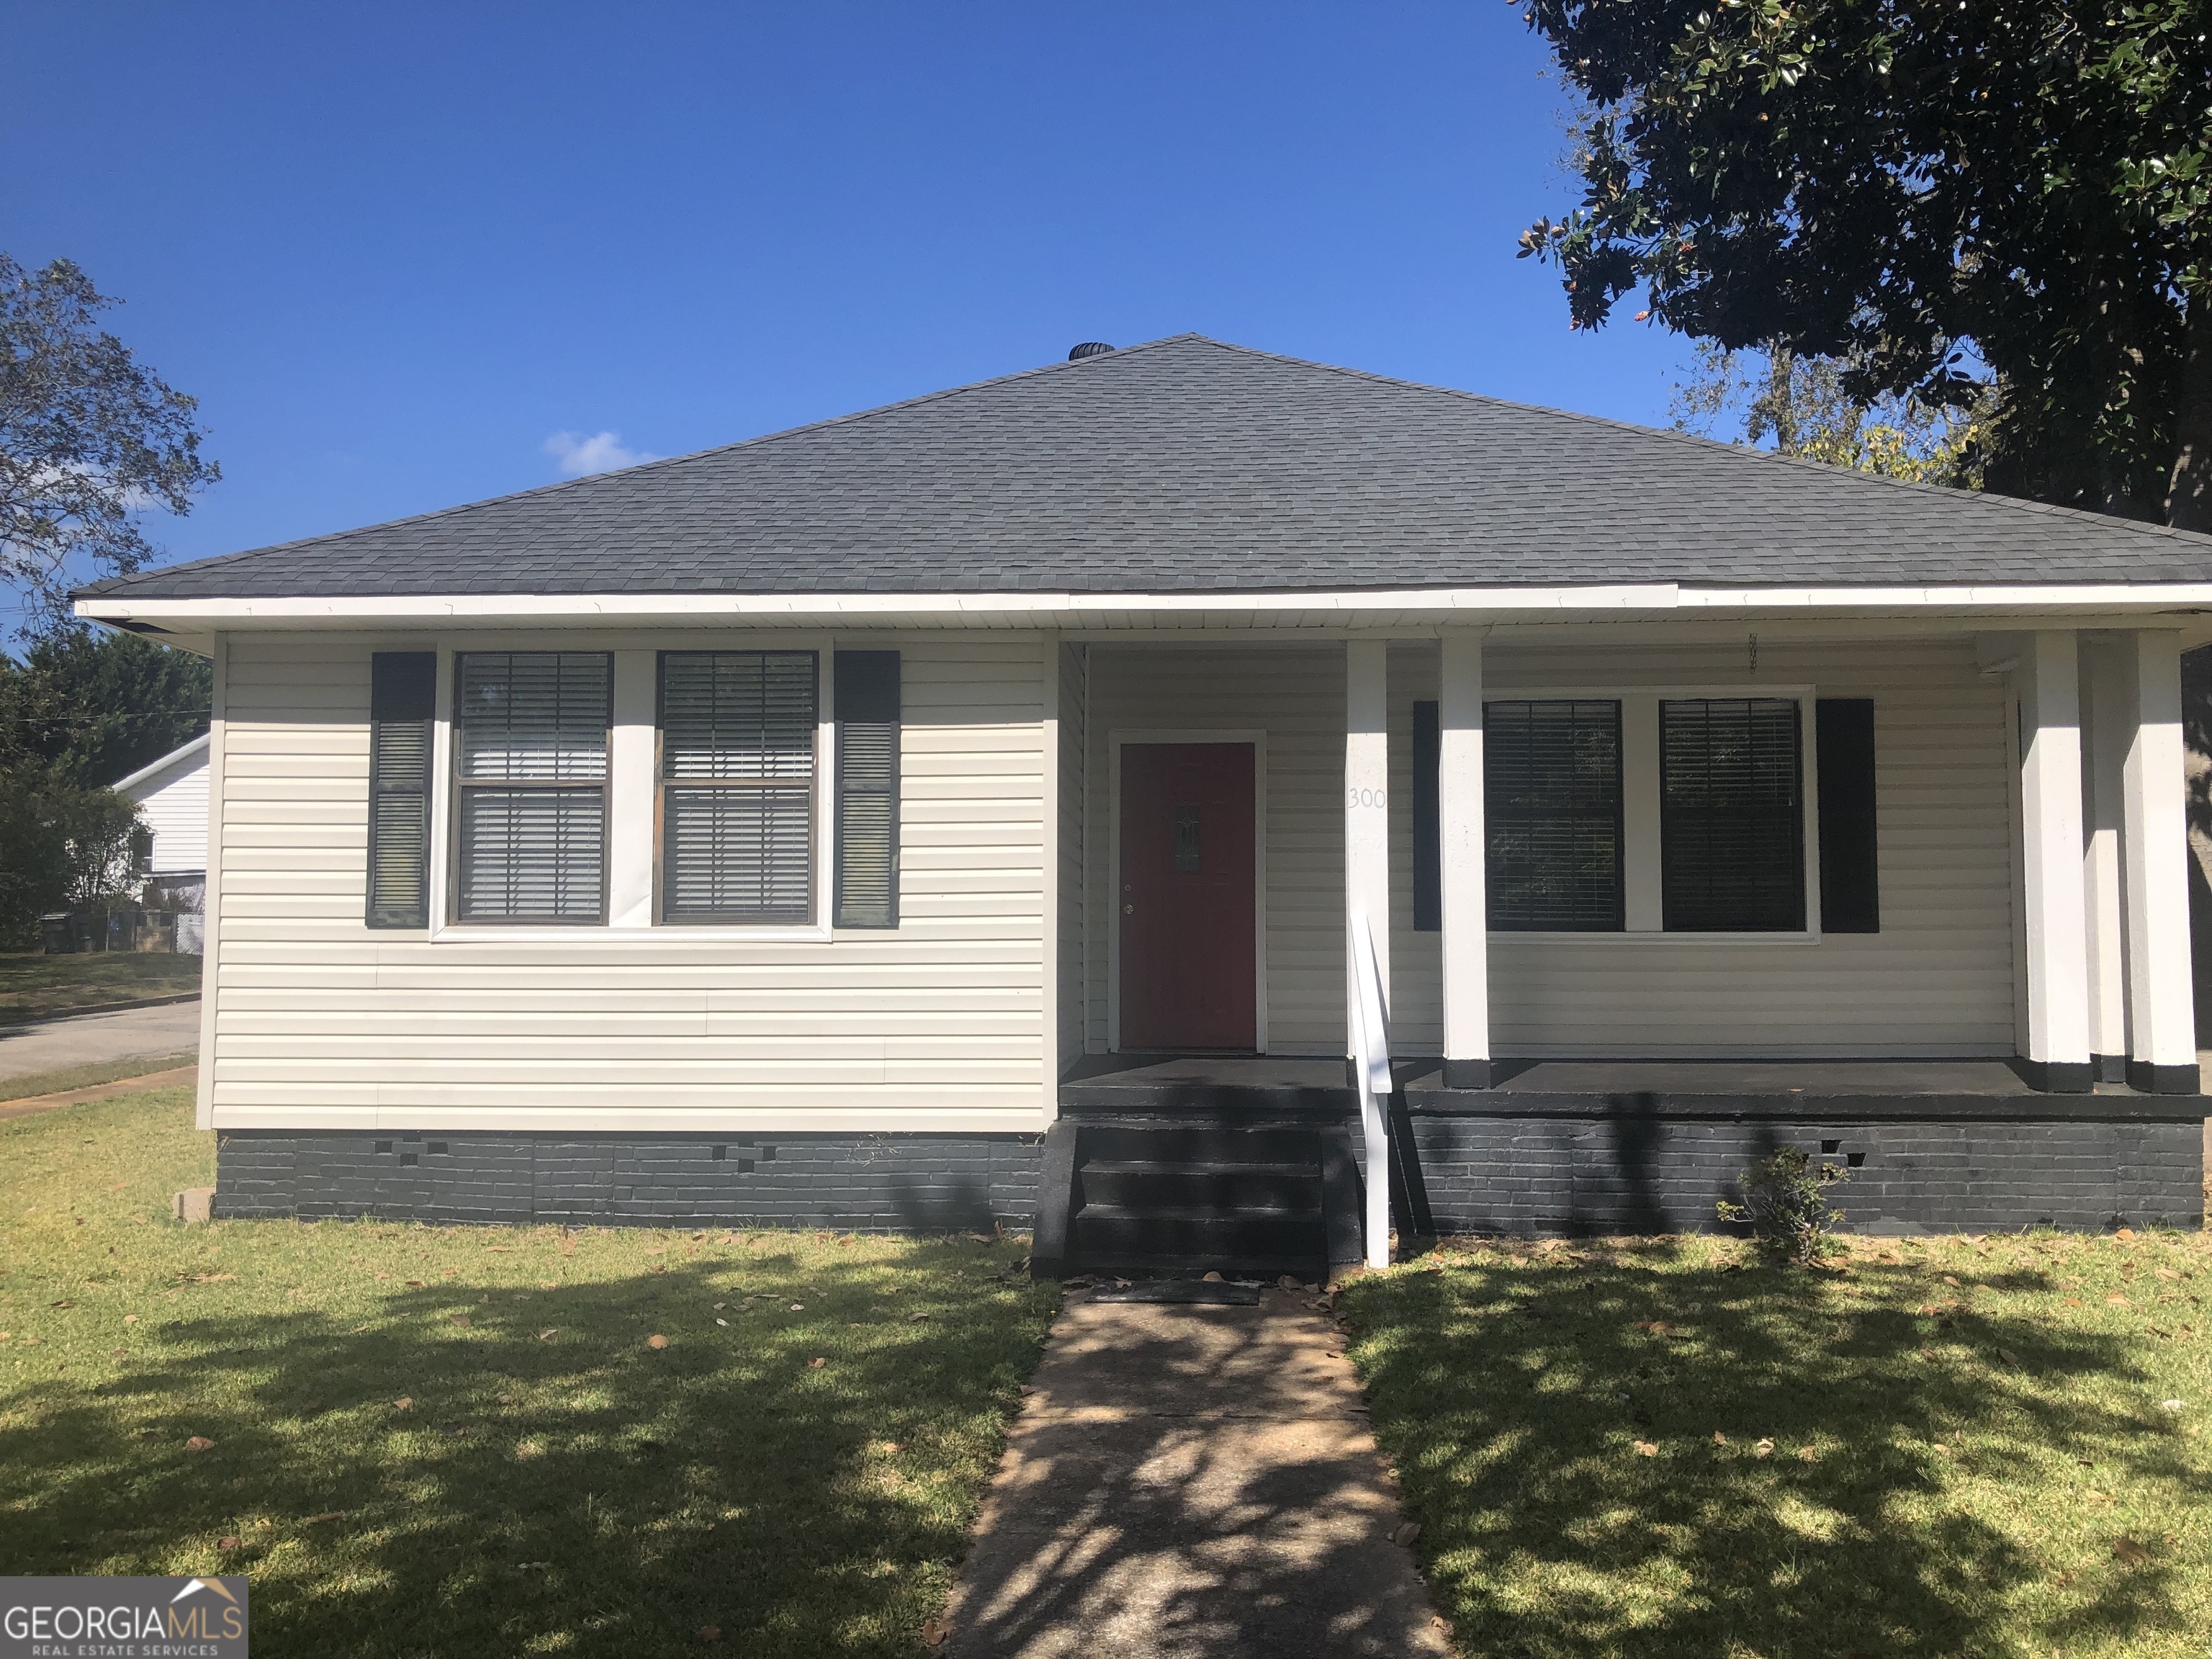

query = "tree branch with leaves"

[
  {"left": 0, "top": 253, "right": 220, "bottom": 631},
  {"left": 1514, "top": 0, "right": 2211, "bottom": 526}
]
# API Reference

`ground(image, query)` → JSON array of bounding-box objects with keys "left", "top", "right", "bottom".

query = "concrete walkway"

[
  {"left": 941, "top": 1285, "right": 1451, "bottom": 1659},
  {"left": 0, "top": 1000, "right": 201, "bottom": 1087}
]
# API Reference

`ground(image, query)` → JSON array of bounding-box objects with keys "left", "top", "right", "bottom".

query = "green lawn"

[
  {"left": 0, "top": 1052, "right": 198, "bottom": 1103},
  {"left": 0, "top": 950, "right": 203, "bottom": 1018},
  {"left": 1340, "top": 1233, "right": 2212, "bottom": 1658},
  {"left": 0, "top": 1089, "right": 1058, "bottom": 1658}
]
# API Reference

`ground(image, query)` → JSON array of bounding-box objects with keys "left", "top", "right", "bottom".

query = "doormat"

[{"left": 1089, "top": 1280, "right": 1262, "bottom": 1305}]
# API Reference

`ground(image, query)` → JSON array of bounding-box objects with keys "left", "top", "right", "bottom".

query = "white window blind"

[
  {"left": 454, "top": 652, "right": 610, "bottom": 922},
  {"left": 660, "top": 651, "right": 817, "bottom": 923}
]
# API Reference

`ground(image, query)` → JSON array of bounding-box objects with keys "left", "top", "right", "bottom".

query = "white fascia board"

[
  {"left": 112, "top": 732, "right": 210, "bottom": 796},
  {"left": 74, "top": 580, "right": 2212, "bottom": 631}
]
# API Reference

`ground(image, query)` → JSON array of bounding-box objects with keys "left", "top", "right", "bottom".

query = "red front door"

[{"left": 1118, "top": 742, "right": 1257, "bottom": 1050}]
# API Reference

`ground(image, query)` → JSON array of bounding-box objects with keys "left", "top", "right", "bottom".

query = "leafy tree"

[
  {"left": 0, "top": 624, "right": 211, "bottom": 787},
  {"left": 1515, "top": 0, "right": 2212, "bottom": 527},
  {"left": 1, "top": 253, "right": 220, "bottom": 631},
  {"left": 1672, "top": 340, "right": 1990, "bottom": 485}
]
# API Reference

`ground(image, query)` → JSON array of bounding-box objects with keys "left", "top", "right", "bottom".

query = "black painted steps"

[{"left": 1031, "top": 1115, "right": 1365, "bottom": 1282}]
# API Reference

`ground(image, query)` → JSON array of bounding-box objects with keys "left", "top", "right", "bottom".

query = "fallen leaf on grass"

[
  {"left": 217, "top": 1536, "right": 240, "bottom": 1550},
  {"left": 2113, "top": 1537, "right": 2151, "bottom": 1563},
  {"left": 49, "top": 1300, "right": 73, "bottom": 1309},
  {"left": 2085, "top": 1489, "right": 2114, "bottom": 1503},
  {"left": 1633, "top": 1441, "right": 1658, "bottom": 1457},
  {"left": 698, "top": 1626, "right": 720, "bottom": 1642},
  {"left": 1392, "top": 1521, "right": 1421, "bottom": 1544},
  {"left": 789, "top": 1303, "right": 805, "bottom": 1312},
  {"left": 715, "top": 1318, "right": 729, "bottom": 1327},
  {"left": 537, "top": 1329, "right": 558, "bottom": 1341},
  {"left": 107, "top": 1181, "right": 129, "bottom": 1192},
  {"left": 449, "top": 1315, "right": 471, "bottom": 1328},
  {"left": 1753, "top": 1439, "right": 1774, "bottom": 1458},
  {"left": 184, "top": 1437, "right": 215, "bottom": 1452},
  {"left": 647, "top": 1334, "right": 668, "bottom": 1350},
  {"left": 2155, "top": 1268, "right": 2180, "bottom": 1281},
  {"left": 122, "top": 1314, "right": 138, "bottom": 1324},
  {"left": 920, "top": 1614, "right": 948, "bottom": 1647},
  {"left": 1797, "top": 1445, "right": 1819, "bottom": 1462},
  {"left": 301, "top": 1510, "right": 346, "bottom": 1524},
  {"left": 484, "top": 1246, "right": 513, "bottom": 1254},
  {"left": 392, "top": 1397, "right": 413, "bottom": 1411},
  {"left": 1712, "top": 1432, "right": 1727, "bottom": 1446},
  {"left": 809, "top": 1357, "right": 826, "bottom": 1368},
  {"left": 2065, "top": 1298, "right": 2083, "bottom": 1306},
  {"left": 1943, "top": 1276, "right": 1961, "bottom": 1287},
  {"left": 2115, "top": 1227, "right": 2137, "bottom": 1242},
  {"left": 2107, "top": 1295, "right": 2132, "bottom": 1306},
  {"left": 405, "top": 1280, "right": 426, "bottom": 1289},
  {"left": 1998, "top": 1348, "right": 2021, "bottom": 1365}
]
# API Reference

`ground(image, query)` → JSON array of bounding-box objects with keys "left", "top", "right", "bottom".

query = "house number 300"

[{"left": 1346, "top": 787, "right": 1386, "bottom": 809}]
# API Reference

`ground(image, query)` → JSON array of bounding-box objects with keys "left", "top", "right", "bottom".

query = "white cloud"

[{"left": 543, "top": 429, "right": 659, "bottom": 477}]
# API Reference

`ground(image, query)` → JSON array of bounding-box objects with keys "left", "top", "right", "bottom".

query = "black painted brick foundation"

[
  {"left": 215, "top": 1131, "right": 1041, "bottom": 1231},
  {"left": 219, "top": 1110, "right": 2205, "bottom": 1237},
  {"left": 1393, "top": 1115, "right": 2206, "bottom": 1236}
]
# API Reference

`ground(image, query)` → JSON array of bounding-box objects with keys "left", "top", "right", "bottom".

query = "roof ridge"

[
  {"left": 79, "top": 335, "right": 1211, "bottom": 596},
  {"left": 1190, "top": 338, "right": 2212, "bottom": 551}
]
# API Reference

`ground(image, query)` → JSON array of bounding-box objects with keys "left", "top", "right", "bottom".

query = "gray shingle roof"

[{"left": 78, "top": 334, "right": 2212, "bottom": 601}]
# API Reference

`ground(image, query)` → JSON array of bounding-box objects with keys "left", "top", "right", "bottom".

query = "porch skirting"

[
  {"left": 1386, "top": 1107, "right": 2206, "bottom": 1237},
  {"left": 214, "top": 1130, "right": 1042, "bottom": 1231}
]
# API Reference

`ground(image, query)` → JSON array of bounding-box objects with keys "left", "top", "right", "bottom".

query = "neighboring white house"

[
  {"left": 114, "top": 733, "right": 210, "bottom": 881},
  {"left": 71, "top": 336, "right": 2211, "bottom": 1259}
]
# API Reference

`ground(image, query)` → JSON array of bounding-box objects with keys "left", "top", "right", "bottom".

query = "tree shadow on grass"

[
  {"left": 0, "top": 1246, "right": 1056, "bottom": 1659},
  {"left": 1342, "top": 1243, "right": 2206, "bottom": 1659}
]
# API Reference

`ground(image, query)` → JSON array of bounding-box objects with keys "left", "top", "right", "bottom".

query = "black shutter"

[
  {"left": 835, "top": 651, "right": 901, "bottom": 928},
  {"left": 366, "top": 652, "right": 435, "bottom": 928},
  {"left": 1412, "top": 700, "right": 1441, "bottom": 931},
  {"left": 1660, "top": 698, "right": 1805, "bottom": 931},
  {"left": 1816, "top": 698, "right": 1879, "bottom": 933},
  {"left": 1485, "top": 700, "right": 1624, "bottom": 930}
]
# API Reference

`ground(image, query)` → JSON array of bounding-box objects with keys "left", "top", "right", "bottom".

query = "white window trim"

[
  {"left": 1483, "top": 681, "right": 1824, "bottom": 943},
  {"left": 1105, "top": 727, "right": 1270, "bottom": 1053},
  {"left": 426, "top": 633, "right": 839, "bottom": 943}
]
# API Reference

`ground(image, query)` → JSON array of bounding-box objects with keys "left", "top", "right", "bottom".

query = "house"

[
  {"left": 73, "top": 336, "right": 2210, "bottom": 1268},
  {"left": 114, "top": 734, "right": 210, "bottom": 900}
]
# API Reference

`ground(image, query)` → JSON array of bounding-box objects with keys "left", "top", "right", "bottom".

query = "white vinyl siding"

[
  {"left": 1057, "top": 641, "right": 1088, "bottom": 1076},
  {"left": 204, "top": 632, "right": 1048, "bottom": 1131}
]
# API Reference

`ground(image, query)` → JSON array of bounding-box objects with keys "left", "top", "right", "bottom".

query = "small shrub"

[{"left": 1717, "top": 1145, "right": 1848, "bottom": 1265}]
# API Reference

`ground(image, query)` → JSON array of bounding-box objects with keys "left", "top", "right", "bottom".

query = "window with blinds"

[
  {"left": 453, "top": 652, "right": 610, "bottom": 923},
  {"left": 660, "top": 650, "right": 818, "bottom": 924},
  {"left": 833, "top": 652, "right": 900, "bottom": 928},
  {"left": 1660, "top": 697, "right": 1805, "bottom": 931},
  {"left": 367, "top": 652, "right": 436, "bottom": 928},
  {"left": 1485, "top": 700, "right": 1624, "bottom": 930}
]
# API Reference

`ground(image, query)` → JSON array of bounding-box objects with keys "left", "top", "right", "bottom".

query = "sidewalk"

[
  {"left": 0, "top": 1000, "right": 202, "bottom": 1087},
  {"left": 940, "top": 1284, "right": 1451, "bottom": 1659}
]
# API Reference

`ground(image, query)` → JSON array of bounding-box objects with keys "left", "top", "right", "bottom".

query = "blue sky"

[{"left": 4, "top": 2, "right": 1694, "bottom": 580}]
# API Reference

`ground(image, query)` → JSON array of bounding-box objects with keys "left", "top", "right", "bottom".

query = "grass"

[
  {"left": 0, "top": 1052, "right": 198, "bottom": 1103},
  {"left": 0, "top": 950, "right": 203, "bottom": 1018},
  {"left": 0, "top": 1089, "right": 1059, "bottom": 1658},
  {"left": 1339, "top": 1232, "right": 2212, "bottom": 1659}
]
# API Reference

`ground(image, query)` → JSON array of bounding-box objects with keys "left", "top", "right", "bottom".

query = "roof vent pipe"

[{"left": 1067, "top": 342, "right": 1114, "bottom": 360}]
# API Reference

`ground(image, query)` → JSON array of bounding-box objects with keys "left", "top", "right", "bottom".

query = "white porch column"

[
  {"left": 1344, "top": 640, "right": 1392, "bottom": 1017},
  {"left": 2120, "top": 629, "right": 2199, "bottom": 1092},
  {"left": 2017, "top": 630, "right": 2093, "bottom": 1091},
  {"left": 1438, "top": 631, "right": 1491, "bottom": 1087},
  {"left": 2081, "top": 640, "right": 2132, "bottom": 1079}
]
